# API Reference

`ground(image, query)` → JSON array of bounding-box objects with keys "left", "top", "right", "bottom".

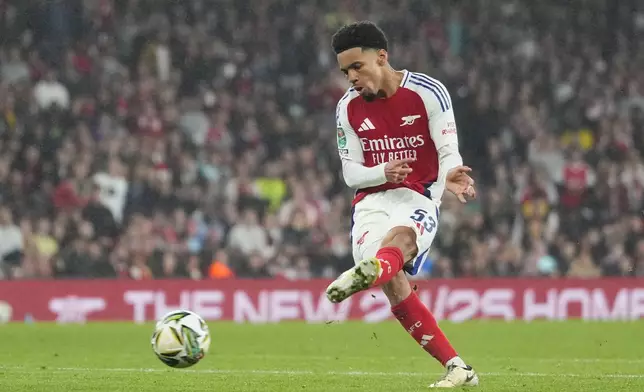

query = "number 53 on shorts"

[
  {"left": 398, "top": 202, "right": 440, "bottom": 275},
  {"left": 409, "top": 207, "right": 437, "bottom": 236}
]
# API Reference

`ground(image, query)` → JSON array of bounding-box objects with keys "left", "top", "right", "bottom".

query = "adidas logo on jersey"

[{"left": 358, "top": 118, "right": 376, "bottom": 132}]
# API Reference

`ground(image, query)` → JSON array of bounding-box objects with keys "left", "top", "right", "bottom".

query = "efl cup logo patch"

[{"left": 337, "top": 128, "right": 347, "bottom": 148}]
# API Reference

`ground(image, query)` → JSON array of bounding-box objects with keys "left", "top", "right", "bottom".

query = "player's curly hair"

[{"left": 331, "top": 21, "right": 388, "bottom": 54}]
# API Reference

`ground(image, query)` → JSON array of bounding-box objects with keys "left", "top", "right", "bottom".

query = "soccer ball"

[{"left": 151, "top": 310, "right": 211, "bottom": 368}]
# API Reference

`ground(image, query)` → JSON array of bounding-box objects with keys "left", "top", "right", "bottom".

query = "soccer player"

[{"left": 327, "top": 21, "right": 479, "bottom": 388}]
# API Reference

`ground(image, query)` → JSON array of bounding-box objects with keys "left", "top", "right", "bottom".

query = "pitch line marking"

[
  {"left": 0, "top": 366, "right": 642, "bottom": 379},
  {"left": 227, "top": 354, "right": 644, "bottom": 364}
]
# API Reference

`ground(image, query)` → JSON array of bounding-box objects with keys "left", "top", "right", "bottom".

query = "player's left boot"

[
  {"left": 429, "top": 364, "right": 479, "bottom": 388},
  {"left": 325, "top": 257, "right": 380, "bottom": 303}
]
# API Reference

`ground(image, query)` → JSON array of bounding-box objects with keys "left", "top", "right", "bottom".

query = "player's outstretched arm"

[
  {"left": 416, "top": 74, "right": 476, "bottom": 202},
  {"left": 446, "top": 165, "right": 476, "bottom": 203}
]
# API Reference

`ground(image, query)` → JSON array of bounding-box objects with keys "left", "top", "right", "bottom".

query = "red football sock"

[
  {"left": 391, "top": 291, "right": 458, "bottom": 366},
  {"left": 372, "top": 246, "right": 404, "bottom": 286}
]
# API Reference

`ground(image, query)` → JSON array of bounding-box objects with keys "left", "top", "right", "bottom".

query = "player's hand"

[
  {"left": 384, "top": 158, "right": 415, "bottom": 184},
  {"left": 446, "top": 166, "right": 476, "bottom": 203}
]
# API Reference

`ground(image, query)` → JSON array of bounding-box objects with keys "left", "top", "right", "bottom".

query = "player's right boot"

[
  {"left": 325, "top": 257, "right": 381, "bottom": 303},
  {"left": 429, "top": 364, "right": 479, "bottom": 388}
]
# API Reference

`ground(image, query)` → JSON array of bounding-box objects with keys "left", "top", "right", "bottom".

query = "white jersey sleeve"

[
  {"left": 336, "top": 90, "right": 387, "bottom": 189},
  {"left": 407, "top": 73, "right": 464, "bottom": 202}
]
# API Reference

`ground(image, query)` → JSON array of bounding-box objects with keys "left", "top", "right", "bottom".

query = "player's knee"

[
  {"left": 381, "top": 226, "right": 418, "bottom": 262},
  {"left": 382, "top": 271, "right": 412, "bottom": 306}
]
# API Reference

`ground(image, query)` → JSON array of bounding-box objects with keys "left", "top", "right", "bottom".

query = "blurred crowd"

[{"left": 0, "top": 0, "right": 643, "bottom": 281}]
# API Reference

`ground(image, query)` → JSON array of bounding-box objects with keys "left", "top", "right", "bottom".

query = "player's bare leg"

[
  {"left": 326, "top": 226, "right": 478, "bottom": 388},
  {"left": 325, "top": 226, "right": 414, "bottom": 303}
]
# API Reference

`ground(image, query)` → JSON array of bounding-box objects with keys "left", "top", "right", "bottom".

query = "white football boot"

[
  {"left": 325, "top": 257, "right": 381, "bottom": 303},
  {"left": 429, "top": 364, "right": 479, "bottom": 388}
]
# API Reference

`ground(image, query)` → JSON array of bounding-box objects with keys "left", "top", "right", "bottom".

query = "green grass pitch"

[{"left": 1, "top": 321, "right": 643, "bottom": 391}]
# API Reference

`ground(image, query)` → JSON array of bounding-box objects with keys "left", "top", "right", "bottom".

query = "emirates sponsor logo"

[{"left": 360, "top": 135, "right": 426, "bottom": 152}]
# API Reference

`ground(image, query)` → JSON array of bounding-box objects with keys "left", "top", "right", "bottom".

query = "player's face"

[{"left": 338, "top": 48, "right": 387, "bottom": 101}]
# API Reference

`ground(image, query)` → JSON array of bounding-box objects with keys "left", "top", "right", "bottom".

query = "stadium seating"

[{"left": 0, "top": 0, "right": 642, "bottom": 280}]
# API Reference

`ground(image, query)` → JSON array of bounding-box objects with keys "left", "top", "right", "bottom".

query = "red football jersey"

[{"left": 336, "top": 70, "right": 459, "bottom": 206}]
